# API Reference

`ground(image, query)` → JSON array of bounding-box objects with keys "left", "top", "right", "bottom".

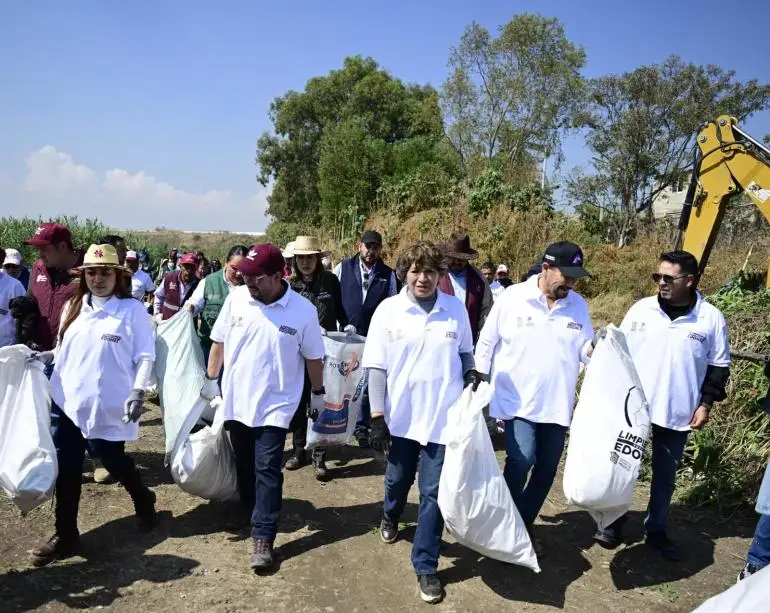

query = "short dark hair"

[
  {"left": 660, "top": 250, "right": 699, "bottom": 276},
  {"left": 396, "top": 241, "right": 447, "bottom": 280},
  {"left": 98, "top": 234, "right": 124, "bottom": 246},
  {"left": 481, "top": 261, "right": 495, "bottom": 271},
  {"left": 226, "top": 245, "right": 248, "bottom": 262}
]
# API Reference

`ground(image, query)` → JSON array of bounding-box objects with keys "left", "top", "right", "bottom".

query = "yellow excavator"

[{"left": 675, "top": 114, "right": 770, "bottom": 288}]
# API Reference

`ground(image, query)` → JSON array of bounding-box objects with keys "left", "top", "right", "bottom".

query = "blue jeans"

[
  {"left": 226, "top": 421, "right": 287, "bottom": 542},
  {"left": 51, "top": 402, "right": 136, "bottom": 480},
  {"left": 747, "top": 514, "right": 770, "bottom": 569},
  {"left": 503, "top": 418, "right": 567, "bottom": 525},
  {"left": 644, "top": 424, "right": 689, "bottom": 535},
  {"left": 383, "top": 436, "right": 446, "bottom": 576},
  {"left": 354, "top": 370, "right": 371, "bottom": 436}
]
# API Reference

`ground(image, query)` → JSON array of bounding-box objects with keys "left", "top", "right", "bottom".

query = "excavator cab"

[{"left": 675, "top": 115, "right": 770, "bottom": 288}]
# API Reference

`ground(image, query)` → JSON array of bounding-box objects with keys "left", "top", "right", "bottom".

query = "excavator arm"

[{"left": 675, "top": 115, "right": 770, "bottom": 287}]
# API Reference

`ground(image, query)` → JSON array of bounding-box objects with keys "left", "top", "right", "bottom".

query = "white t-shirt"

[
  {"left": 362, "top": 289, "right": 473, "bottom": 446},
  {"left": 0, "top": 271, "right": 25, "bottom": 347},
  {"left": 51, "top": 295, "right": 155, "bottom": 441},
  {"left": 620, "top": 294, "right": 730, "bottom": 430},
  {"left": 187, "top": 273, "right": 237, "bottom": 315},
  {"left": 475, "top": 275, "right": 594, "bottom": 426},
  {"left": 210, "top": 284, "right": 326, "bottom": 429},
  {"left": 489, "top": 280, "right": 505, "bottom": 300},
  {"left": 130, "top": 269, "right": 155, "bottom": 301}
]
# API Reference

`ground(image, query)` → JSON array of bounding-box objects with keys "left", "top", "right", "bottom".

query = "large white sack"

[
  {"left": 155, "top": 310, "right": 211, "bottom": 460},
  {"left": 306, "top": 332, "right": 367, "bottom": 449},
  {"left": 691, "top": 566, "right": 770, "bottom": 612},
  {"left": 170, "top": 396, "right": 238, "bottom": 502},
  {"left": 563, "top": 325, "right": 651, "bottom": 530},
  {"left": 438, "top": 382, "right": 540, "bottom": 572},
  {"left": 0, "top": 345, "right": 57, "bottom": 514}
]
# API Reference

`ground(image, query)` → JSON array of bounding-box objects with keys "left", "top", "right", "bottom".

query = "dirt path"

[{"left": 0, "top": 403, "right": 757, "bottom": 612}]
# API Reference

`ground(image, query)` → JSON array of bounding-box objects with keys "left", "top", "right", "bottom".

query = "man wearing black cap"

[
  {"left": 472, "top": 240, "right": 595, "bottom": 553},
  {"left": 334, "top": 230, "right": 398, "bottom": 446}
]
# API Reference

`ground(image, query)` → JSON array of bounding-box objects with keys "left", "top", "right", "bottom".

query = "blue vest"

[{"left": 340, "top": 255, "right": 394, "bottom": 336}]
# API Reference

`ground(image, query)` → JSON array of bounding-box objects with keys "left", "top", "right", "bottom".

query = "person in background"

[
  {"left": 481, "top": 261, "right": 505, "bottom": 300},
  {"left": 186, "top": 245, "right": 247, "bottom": 364},
  {"left": 153, "top": 252, "right": 200, "bottom": 322},
  {"left": 97, "top": 235, "right": 127, "bottom": 265},
  {"left": 3, "top": 248, "right": 30, "bottom": 290},
  {"left": 27, "top": 244, "right": 157, "bottom": 567},
  {"left": 437, "top": 232, "right": 493, "bottom": 345},
  {"left": 334, "top": 230, "right": 398, "bottom": 447},
  {"left": 200, "top": 243, "right": 326, "bottom": 571},
  {"left": 286, "top": 236, "right": 353, "bottom": 481},
  {"left": 363, "top": 241, "right": 475, "bottom": 604},
  {"left": 24, "top": 223, "right": 84, "bottom": 352},
  {"left": 472, "top": 241, "right": 595, "bottom": 554},
  {"left": 282, "top": 241, "right": 295, "bottom": 278},
  {"left": 595, "top": 251, "right": 730, "bottom": 561},
  {"left": 125, "top": 251, "right": 155, "bottom": 302},
  {"left": 138, "top": 250, "right": 152, "bottom": 275},
  {"left": 10, "top": 295, "right": 42, "bottom": 349},
  {"left": 210, "top": 259, "right": 222, "bottom": 274},
  {"left": 521, "top": 263, "right": 542, "bottom": 282},
  {"left": 156, "top": 248, "right": 179, "bottom": 285},
  {"left": 0, "top": 247, "right": 26, "bottom": 347},
  {"left": 496, "top": 264, "right": 513, "bottom": 289},
  {"left": 321, "top": 255, "right": 333, "bottom": 271}
]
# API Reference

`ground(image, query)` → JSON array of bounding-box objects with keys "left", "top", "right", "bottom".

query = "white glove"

[
  {"left": 122, "top": 389, "right": 146, "bottom": 423},
  {"left": 308, "top": 389, "right": 325, "bottom": 420},
  {"left": 200, "top": 376, "right": 221, "bottom": 401},
  {"left": 319, "top": 326, "right": 328, "bottom": 336},
  {"left": 343, "top": 324, "right": 357, "bottom": 335},
  {"left": 154, "top": 313, "right": 163, "bottom": 324},
  {"left": 27, "top": 350, "right": 54, "bottom": 365}
]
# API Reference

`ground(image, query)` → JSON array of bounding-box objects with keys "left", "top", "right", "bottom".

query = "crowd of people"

[{"left": 1, "top": 221, "right": 768, "bottom": 605}]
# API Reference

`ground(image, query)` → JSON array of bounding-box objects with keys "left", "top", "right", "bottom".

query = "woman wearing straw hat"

[
  {"left": 287, "top": 235, "right": 355, "bottom": 480},
  {"left": 28, "top": 244, "right": 158, "bottom": 566}
]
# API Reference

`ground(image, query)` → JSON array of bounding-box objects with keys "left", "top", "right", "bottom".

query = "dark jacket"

[
  {"left": 291, "top": 271, "right": 348, "bottom": 332},
  {"left": 339, "top": 255, "right": 395, "bottom": 336},
  {"left": 438, "top": 265, "right": 493, "bottom": 344}
]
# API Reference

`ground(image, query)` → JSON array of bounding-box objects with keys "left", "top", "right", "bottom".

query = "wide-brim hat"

[
  {"left": 77, "top": 244, "right": 131, "bottom": 273},
  {"left": 282, "top": 241, "right": 296, "bottom": 259},
  {"left": 292, "top": 235, "right": 324, "bottom": 255},
  {"left": 440, "top": 232, "right": 478, "bottom": 260}
]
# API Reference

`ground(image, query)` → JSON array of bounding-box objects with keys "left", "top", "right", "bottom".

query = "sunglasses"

[{"left": 652, "top": 273, "right": 690, "bottom": 284}]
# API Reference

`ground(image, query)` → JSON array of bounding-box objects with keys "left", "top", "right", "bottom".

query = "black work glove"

[
  {"left": 464, "top": 369, "right": 483, "bottom": 391},
  {"left": 368, "top": 415, "right": 390, "bottom": 452}
]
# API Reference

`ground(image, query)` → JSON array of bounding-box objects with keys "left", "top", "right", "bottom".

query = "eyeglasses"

[
  {"left": 363, "top": 271, "right": 370, "bottom": 291},
  {"left": 652, "top": 273, "right": 690, "bottom": 284}
]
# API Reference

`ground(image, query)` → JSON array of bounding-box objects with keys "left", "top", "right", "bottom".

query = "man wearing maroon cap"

[
  {"left": 24, "top": 223, "right": 84, "bottom": 350},
  {"left": 153, "top": 252, "right": 200, "bottom": 321},
  {"left": 200, "top": 243, "right": 326, "bottom": 572}
]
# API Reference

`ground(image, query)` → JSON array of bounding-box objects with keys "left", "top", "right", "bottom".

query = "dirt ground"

[{"left": 0, "top": 402, "right": 758, "bottom": 613}]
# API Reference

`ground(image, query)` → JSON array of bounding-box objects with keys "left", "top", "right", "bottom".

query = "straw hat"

[
  {"left": 282, "top": 241, "right": 296, "bottom": 259},
  {"left": 291, "top": 235, "right": 324, "bottom": 256},
  {"left": 77, "top": 244, "right": 130, "bottom": 273}
]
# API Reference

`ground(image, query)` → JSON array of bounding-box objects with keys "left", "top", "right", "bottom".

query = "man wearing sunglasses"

[{"left": 594, "top": 251, "right": 730, "bottom": 561}]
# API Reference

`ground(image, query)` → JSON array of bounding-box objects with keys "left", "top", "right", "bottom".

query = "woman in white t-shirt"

[
  {"left": 362, "top": 241, "right": 475, "bottom": 605},
  {"left": 28, "top": 244, "right": 157, "bottom": 567}
]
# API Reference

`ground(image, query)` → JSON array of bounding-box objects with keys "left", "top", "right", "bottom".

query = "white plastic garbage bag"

[
  {"left": 155, "top": 310, "right": 211, "bottom": 460},
  {"left": 691, "top": 565, "right": 770, "bottom": 612},
  {"left": 306, "top": 332, "right": 367, "bottom": 449},
  {"left": 563, "top": 325, "right": 651, "bottom": 530},
  {"left": 0, "top": 345, "right": 57, "bottom": 513},
  {"left": 438, "top": 382, "right": 540, "bottom": 572},
  {"left": 170, "top": 396, "right": 238, "bottom": 502}
]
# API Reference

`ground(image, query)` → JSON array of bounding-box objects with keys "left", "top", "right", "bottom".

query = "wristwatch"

[{"left": 311, "top": 386, "right": 326, "bottom": 395}]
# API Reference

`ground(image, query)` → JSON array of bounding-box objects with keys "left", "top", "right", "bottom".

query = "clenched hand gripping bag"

[
  {"left": 0, "top": 345, "right": 57, "bottom": 513},
  {"left": 562, "top": 325, "right": 651, "bottom": 530},
  {"left": 155, "top": 310, "right": 211, "bottom": 461},
  {"left": 438, "top": 382, "right": 540, "bottom": 572},
  {"left": 306, "top": 332, "right": 367, "bottom": 449}
]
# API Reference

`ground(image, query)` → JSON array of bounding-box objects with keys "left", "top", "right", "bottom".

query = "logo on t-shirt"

[
  {"left": 567, "top": 321, "right": 583, "bottom": 331},
  {"left": 230, "top": 316, "right": 244, "bottom": 327},
  {"left": 630, "top": 321, "right": 647, "bottom": 333},
  {"left": 446, "top": 331, "right": 457, "bottom": 339},
  {"left": 279, "top": 324, "right": 297, "bottom": 336},
  {"left": 101, "top": 334, "right": 122, "bottom": 343},
  {"left": 37, "top": 274, "right": 48, "bottom": 283},
  {"left": 169, "top": 282, "right": 178, "bottom": 291},
  {"left": 688, "top": 332, "right": 706, "bottom": 344}
]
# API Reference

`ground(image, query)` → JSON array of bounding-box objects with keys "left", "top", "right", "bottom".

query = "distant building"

[{"left": 651, "top": 175, "right": 688, "bottom": 219}]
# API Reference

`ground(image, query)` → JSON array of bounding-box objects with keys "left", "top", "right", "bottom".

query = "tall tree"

[
  {"left": 256, "top": 56, "right": 447, "bottom": 226},
  {"left": 570, "top": 55, "right": 770, "bottom": 245},
  {"left": 441, "top": 14, "right": 585, "bottom": 179}
]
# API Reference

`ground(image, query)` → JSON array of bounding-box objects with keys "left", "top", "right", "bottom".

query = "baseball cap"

[
  {"left": 178, "top": 252, "right": 199, "bottom": 266},
  {"left": 496, "top": 264, "right": 509, "bottom": 274},
  {"left": 234, "top": 243, "right": 285, "bottom": 277},
  {"left": 542, "top": 241, "right": 589, "bottom": 278},
  {"left": 361, "top": 230, "right": 382, "bottom": 245},
  {"left": 3, "top": 248, "right": 22, "bottom": 266},
  {"left": 24, "top": 223, "right": 73, "bottom": 248},
  {"left": 125, "top": 250, "right": 138, "bottom": 260}
]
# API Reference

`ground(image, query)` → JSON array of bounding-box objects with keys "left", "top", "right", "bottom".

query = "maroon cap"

[
  {"left": 178, "top": 252, "right": 199, "bottom": 266},
  {"left": 234, "top": 243, "right": 285, "bottom": 277},
  {"left": 24, "top": 223, "right": 73, "bottom": 248}
]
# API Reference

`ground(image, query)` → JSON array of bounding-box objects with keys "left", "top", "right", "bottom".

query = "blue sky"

[{"left": 1, "top": 0, "right": 768, "bottom": 232}]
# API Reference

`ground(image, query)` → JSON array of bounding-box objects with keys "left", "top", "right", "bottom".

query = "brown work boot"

[
  {"left": 249, "top": 538, "right": 274, "bottom": 571},
  {"left": 284, "top": 448, "right": 309, "bottom": 471},
  {"left": 31, "top": 533, "right": 80, "bottom": 567},
  {"left": 32, "top": 476, "right": 82, "bottom": 566}
]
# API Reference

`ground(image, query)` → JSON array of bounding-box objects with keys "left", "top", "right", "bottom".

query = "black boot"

[
  {"left": 31, "top": 476, "right": 81, "bottom": 566},
  {"left": 285, "top": 448, "right": 309, "bottom": 470},
  {"left": 120, "top": 469, "right": 157, "bottom": 531}
]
